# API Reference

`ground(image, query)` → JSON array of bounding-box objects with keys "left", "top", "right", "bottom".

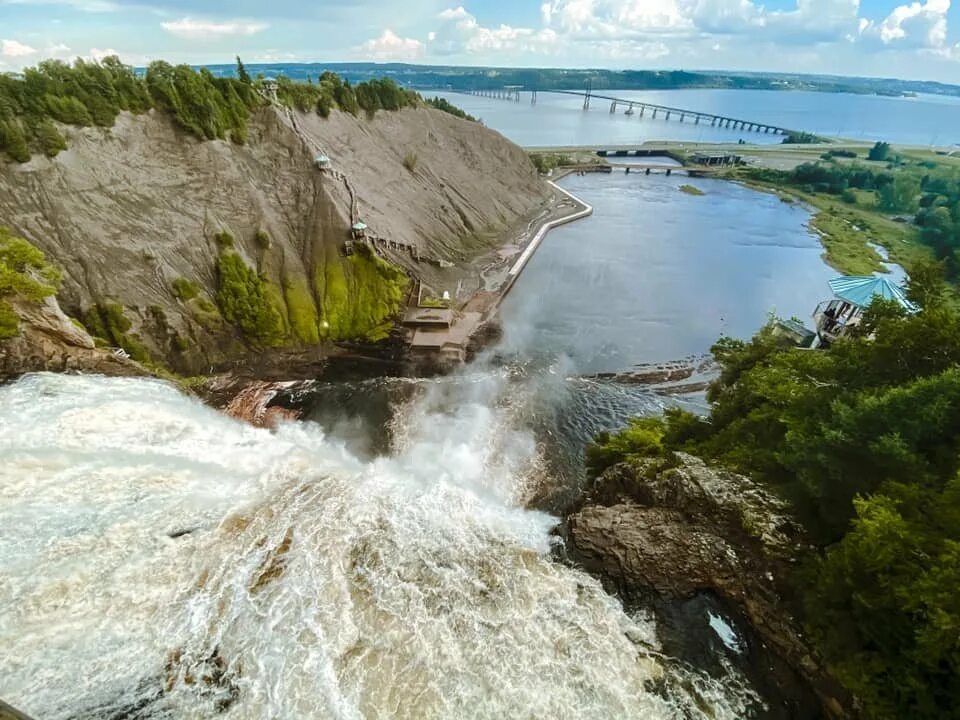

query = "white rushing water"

[{"left": 0, "top": 372, "right": 758, "bottom": 719}]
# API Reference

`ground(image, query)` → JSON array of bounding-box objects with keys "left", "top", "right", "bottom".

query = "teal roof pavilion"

[{"left": 828, "top": 275, "right": 918, "bottom": 313}]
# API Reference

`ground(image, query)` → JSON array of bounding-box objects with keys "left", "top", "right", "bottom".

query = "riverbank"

[{"left": 405, "top": 177, "right": 593, "bottom": 366}]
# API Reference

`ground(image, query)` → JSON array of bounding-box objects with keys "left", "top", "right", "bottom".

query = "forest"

[
  {"left": 0, "top": 57, "right": 467, "bottom": 163},
  {"left": 589, "top": 263, "right": 960, "bottom": 719}
]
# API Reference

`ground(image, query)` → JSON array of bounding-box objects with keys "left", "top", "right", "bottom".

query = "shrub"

[
  {"left": 403, "top": 152, "right": 418, "bottom": 173},
  {"left": 172, "top": 277, "right": 200, "bottom": 301},
  {"left": 216, "top": 251, "right": 285, "bottom": 346},
  {"left": 841, "top": 188, "right": 858, "bottom": 204},
  {"left": 0, "top": 120, "right": 31, "bottom": 163},
  {"left": 0, "top": 301, "right": 18, "bottom": 339},
  {"left": 868, "top": 141, "right": 892, "bottom": 162},
  {"left": 36, "top": 121, "right": 67, "bottom": 158},
  {"left": 254, "top": 230, "right": 270, "bottom": 250},
  {"left": 82, "top": 301, "right": 150, "bottom": 362},
  {"left": 0, "top": 228, "right": 61, "bottom": 338},
  {"left": 585, "top": 416, "right": 668, "bottom": 478},
  {"left": 425, "top": 96, "right": 477, "bottom": 122},
  {"left": 214, "top": 231, "right": 235, "bottom": 250},
  {"left": 782, "top": 131, "right": 820, "bottom": 144}
]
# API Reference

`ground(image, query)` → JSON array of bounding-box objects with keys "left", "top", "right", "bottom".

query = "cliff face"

[
  {"left": 0, "top": 105, "right": 548, "bottom": 374},
  {"left": 564, "top": 455, "right": 853, "bottom": 720}
]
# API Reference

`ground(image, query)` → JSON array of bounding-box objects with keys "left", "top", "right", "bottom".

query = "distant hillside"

[{"left": 197, "top": 62, "right": 960, "bottom": 98}]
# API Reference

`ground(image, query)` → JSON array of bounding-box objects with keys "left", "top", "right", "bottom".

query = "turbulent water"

[{"left": 0, "top": 372, "right": 760, "bottom": 720}]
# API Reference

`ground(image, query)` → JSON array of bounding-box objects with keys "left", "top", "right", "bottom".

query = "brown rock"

[{"left": 565, "top": 455, "right": 855, "bottom": 719}]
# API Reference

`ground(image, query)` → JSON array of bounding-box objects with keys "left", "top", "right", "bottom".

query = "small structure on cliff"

[
  {"left": 262, "top": 77, "right": 279, "bottom": 103},
  {"left": 812, "top": 275, "right": 917, "bottom": 346},
  {"left": 351, "top": 222, "right": 368, "bottom": 240},
  {"left": 314, "top": 153, "right": 331, "bottom": 171}
]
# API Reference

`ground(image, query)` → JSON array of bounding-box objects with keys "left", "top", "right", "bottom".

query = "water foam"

[{"left": 0, "top": 373, "right": 758, "bottom": 719}]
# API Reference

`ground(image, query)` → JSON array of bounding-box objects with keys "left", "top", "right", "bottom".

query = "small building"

[
  {"left": 314, "top": 153, "right": 331, "bottom": 170},
  {"left": 262, "top": 77, "right": 279, "bottom": 103},
  {"left": 690, "top": 152, "right": 742, "bottom": 167},
  {"left": 402, "top": 307, "right": 454, "bottom": 328},
  {"left": 813, "top": 275, "right": 917, "bottom": 346},
  {"left": 772, "top": 318, "right": 816, "bottom": 348},
  {"left": 351, "top": 221, "right": 368, "bottom": 239}
]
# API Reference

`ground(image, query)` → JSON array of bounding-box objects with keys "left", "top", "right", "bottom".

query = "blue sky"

[{"left": 2, "top": 0, "right": 959, "bottom": 82}]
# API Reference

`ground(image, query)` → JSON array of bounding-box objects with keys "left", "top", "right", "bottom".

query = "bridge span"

[{"left": 462, "top": 87, "right": 793, "bottom": 136}]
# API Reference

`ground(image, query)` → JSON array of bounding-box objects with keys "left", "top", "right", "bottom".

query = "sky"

[{"left": 1, "top": 0, "right": 959, "bottom": 83}]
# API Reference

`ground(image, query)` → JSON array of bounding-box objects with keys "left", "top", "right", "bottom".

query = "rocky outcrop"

[
  {"left": 0, "top": 295, "right": 142, "bottom": 380},
  {"left": 564, "top": 454, "right": 853, "bottom": 719},
  {"left": 0, "top": 105, "right": 550, "bottom": 375}
]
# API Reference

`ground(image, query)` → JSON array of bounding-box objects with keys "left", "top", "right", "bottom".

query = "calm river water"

[
  {"left": 499, "top": 171, "right": 836, "bottom": 372},
  {"left": 433, "top": 88, "right": 960, "bottom": 147}
]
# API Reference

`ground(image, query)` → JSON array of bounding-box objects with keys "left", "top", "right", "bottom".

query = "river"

[
  {"left": 1, "top": 173, "right": 839, "bottom": 717},
  {"left": 432, "top": 88, "right": 960, "bottom": 147}
]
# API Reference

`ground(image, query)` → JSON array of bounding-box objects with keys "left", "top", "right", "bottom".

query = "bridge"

[{"left": 462, "top": 87, "right": 793, "bottom": 136}]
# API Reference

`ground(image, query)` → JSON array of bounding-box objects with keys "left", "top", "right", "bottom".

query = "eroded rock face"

[
  {"left": 564, "top": 454, "right": 853, "bottom": 720},
  {"left": 0, "top": 106, "right": 549, "bottom": 373},
  {"left": 0, "top": 295, "right": 141, "bottom": 380}
]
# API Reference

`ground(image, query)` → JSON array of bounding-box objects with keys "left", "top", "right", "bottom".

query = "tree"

[
  {"left": 0, "top": 228, "right": 61, "bottom": 338},
  {"left": 868, "top": 141, "right": 891, "bottom": 162},
  {"left": 36, "top": 120, "right": 66, "bottom": 158},
  {"left": 235, "top": 56, "right": 251, "bottom": 85},
  {"left": 879, "top": 173, "right": 920, "bottom": 213}
]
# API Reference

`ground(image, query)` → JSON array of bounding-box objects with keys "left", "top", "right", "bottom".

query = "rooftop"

[
  {"left": 828, "top": 275, "right": 918, "bottom": 313},
  {"left": 403, "top": 307, "right": 454, "bottom": 326}
]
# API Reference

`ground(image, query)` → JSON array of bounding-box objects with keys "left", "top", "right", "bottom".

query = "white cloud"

[
  {"left": 539, "top": 0, "right": 864, "bottom": 43},
  {"left": 89, "top": 47, "right": 117, "bottom": 61},
  {"left": 355, "top": 29, "right": 425, "bottom": 61},
  {"left": 429, "top": 6, "right": 559, "bottom": 56},
  {"left": 1, "top": 38, "right": 38, "bottom": 57},
  {"left": 875, "top": 0, "right": 950, "bottom": 48},
  {"left": 160, "top": 17, "right": 268, "bottom": 41}
]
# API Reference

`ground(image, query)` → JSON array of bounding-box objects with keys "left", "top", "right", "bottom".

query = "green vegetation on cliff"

[
  {"left": 425, "top": 96, "right": 477, "bottom": 122},
  {"left": 282, "top": 276, "right": 320, "bottom": 344},
  {"left": 0, "top": 227, "right": 61, "bottom": 338},
  {"left": 314, "top": 243, "right": 408, "bottom": 342},
  {"left": 215, "top": 251, "right": 285, "bottom": 347},
  {"left": 82, "top": 302, "right": 150, "bottom": 361},
  {"left": 591, "top": 264, "right": 960, "bottom": 719},
  {"left": 1, "top": 56, "right": 471, "bottom": 162}
]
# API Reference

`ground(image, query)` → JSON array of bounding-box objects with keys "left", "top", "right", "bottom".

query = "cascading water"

[{"left": 1, "top": 372, "right": 758, "bottom": 719}]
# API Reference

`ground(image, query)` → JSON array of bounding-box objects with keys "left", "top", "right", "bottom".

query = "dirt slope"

[{"left": 0, "top": 105, "right": 549, "bottom": 374}]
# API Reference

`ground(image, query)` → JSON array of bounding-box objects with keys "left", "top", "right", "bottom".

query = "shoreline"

[{"left": 498, "top": 179, "right": 594, "bottom": 300}]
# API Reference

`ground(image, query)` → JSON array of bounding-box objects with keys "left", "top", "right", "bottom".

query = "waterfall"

[{"left": 0, "top": 372, "right": 758, "bottom": 719}]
